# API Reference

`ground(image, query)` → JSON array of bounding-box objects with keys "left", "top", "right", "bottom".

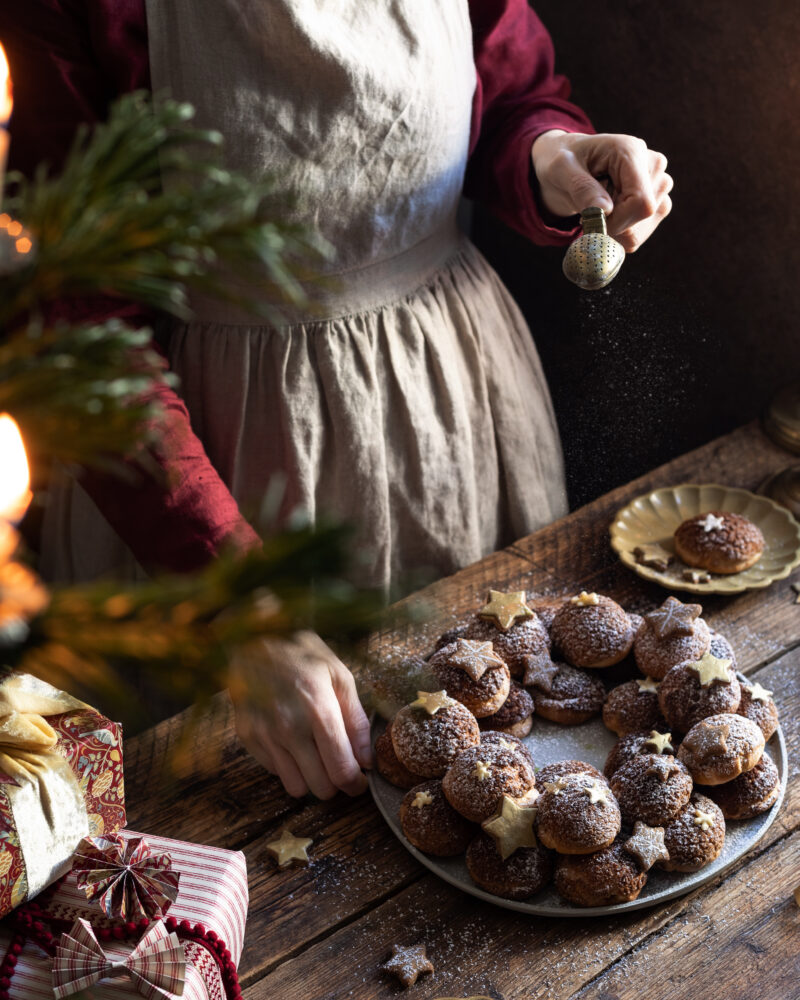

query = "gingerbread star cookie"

[
  {"left": 689, "top": 652, "right": 732, "bottom": 687},
  {"left": 646, "top": 756, "right": 678, "bottom": 783},
  {"left": 642, "top": 730, "right": 674, "bottom": 754},
  {"left": 584, "top": 779, "right": 612, "bottom": 805},
  {"left": 571, "top": 591, "right": 600, "bottom": 607},
  {"left": 624, "top": 821, "right": 669, "bottom": 871},
  {"left": 746, "top": 681, "right": 773, "bottom": 703},
  {"left": 479, "top": 590, "right": 534, "bottom": 631},
  {"left": 645, "top": 596, "right": 702, "bottom": 640},
  {"left": 482, "top": 795, "right": 538, "bottom": 860},
  {"left": 447, "top": 638, "right": 505, "bottom": 681},
  {"left": 633, "top": 544, "right": 673, "bottom": 572},
  {"left": 411, "top": 790, "right": 433, "bottom": 809},
  {"left": 266, "top": 829, "right": 313, "bottom": 868},
  {"left": 522, "top": 657, "right": 560, "bottom": 692},
  {"left": 636, "top": 677, "right": 659, "bottom": 694},
  {"left": 381, "top": 944, "right": 434, "bottom": 987},
  {"left": 692, "top": 807, "right": 716, "bottom": 830},
  {"left": 472, "top": 761, "right": 491, "bottom": 782},
  {"left": 409, "top": 690, "right": 456, "bottom": 715}
]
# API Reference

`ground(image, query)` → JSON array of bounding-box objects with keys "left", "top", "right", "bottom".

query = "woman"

[{"left": 3, "top": 0, "right": 671, "bottom": 801}]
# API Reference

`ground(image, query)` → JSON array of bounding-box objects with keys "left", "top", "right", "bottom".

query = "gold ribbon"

[{"left": 0, "top": 674, "right": 93, "bottom": 900}]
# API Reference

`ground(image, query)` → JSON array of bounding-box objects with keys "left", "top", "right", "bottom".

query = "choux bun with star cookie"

[
  {"left": 657, "top": 652, "right": 742, "bottom": 733},
  {"left": 604, "top": 728, "right": 678, "bottom": 779},
  {"left": 634, "top": 596, "right": 711, "bottom": 680},
  {"left": 465, "top": 829, "right": 554, "bottom": 901},
  {"left": 736, "top": 679, "right": 779, "bottom": 741},
  {"left": 537, "top": 759, "right": 606, "bottom": 786},
  {"left": 478, "top": 680, "right": 534, "bottom": 737},
  {"left": 464, "top": 589, "right": 551, "bottom": 678},
  {"left": 658, "top": 793, "right": 725, "bottom": 872},
  {"left": 442, "top": 741, "right": 537, "bottom": 823},
  {"left": 526, "top": 661, "right": 606, "bottom": 725},
  {"left": 705, "top": 751, "right": 781, "bottom": 820},
  {"left": 398, "top": 779, "right": 475, "bottom": 856},
  {"left": 375, "top": 719, "right": 425, "bottom": 788},
  {"left": 553, "top": 840, "right": 648, "bottom": 907},
  {"left": 427, "top": 638, "right": 511, "bottom": 717},
  {"left": 609, "top": 754, "right": 693, "bottom": 827},
  {"left": 602, "top": 677, "right": 666, "bottom": 736},
  {"left": 391, "top": 691, "right": 480, "bottom": 778},
  {"left": 550, "top": 592, "right": 635, "bottom": 668},
  {"left": 674, "top": 511, "right": 765, "bottom": 574},
  {"left": 677, "top": 713, "right": 765, "bottom": 785},
  {"left": 535, "top": 771, "right": 621, "bottom": 854}
]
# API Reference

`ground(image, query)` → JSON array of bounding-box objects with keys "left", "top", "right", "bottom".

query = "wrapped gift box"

[
  {"left": 2, "top": 829, "right": 248, "bottom": 1000},
  {"left": 0, "top": 673, "right": 125, "bottom": 917}
]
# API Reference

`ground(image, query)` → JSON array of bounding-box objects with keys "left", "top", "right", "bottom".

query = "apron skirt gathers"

[{"left": 41, "top": 0, "right": 568, "bottom": 592}]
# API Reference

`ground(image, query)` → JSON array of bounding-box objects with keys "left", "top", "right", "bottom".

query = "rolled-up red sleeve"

[
  {"left": 465, "top": 0, "right": 596, "bottom": 246},
  {"left": 2, "top": 0, "right": 260, "bottom": 575}
]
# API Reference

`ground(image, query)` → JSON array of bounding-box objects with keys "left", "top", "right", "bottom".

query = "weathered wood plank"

[{"left": 238, "top": 648, "right": 799, "bottom": 996}]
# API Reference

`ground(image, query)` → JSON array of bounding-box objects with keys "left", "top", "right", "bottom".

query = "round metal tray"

[
  {"left": 609, "top": 483, "right": 800, "bottom": 594},
  {"left": 369, "top": 708, "right": 787, "bottom": 916}
]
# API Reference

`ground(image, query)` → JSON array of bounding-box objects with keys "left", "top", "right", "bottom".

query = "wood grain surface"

[{"left": 122, "top": 420, "right": 800, "bottom": 1000}]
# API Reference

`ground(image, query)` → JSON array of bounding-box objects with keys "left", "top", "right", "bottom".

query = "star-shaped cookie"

[
  {"left": 482, "top": 795, "right": 538, "bottom": 860},
  {"left": 479, "top": 590, "right": 534, "bottom": 631},
  {"left": 633, "top": 544, "right": 673, "bottom": 572},
  {"left": 624, "top": 821, "right": 669, "bottom": 871},
  {"left": 645, "top": 596, "right": 702, "bottom": 639},
  {"left": 692, "top": 807, "right": 716, "bottom": 830},
  {"left": 642, "top": 730, "right": 674, "bottom": 754},
  {"left": 689, "top": 652, "right": 732, "bottom": 687},
  {"left": 447, "top": 638, "right": 505, "bottom": 682},
  {"left": 409, "top": 690, "right": 455, "bottom": 715},
  {"left": 693, "top": 719, "right": 730, "bottom": 755},
  {"left": 522, "top": 656, "right": 560, "bottom": 692},
  {"left": 571, "top": 591, "right": 600, "bottom": 606},
  {"left": 646, "top": 756, "right": 678, "bottom": 783},
  {"left": 746, "top": 682, "right": 773, "bottom": 703},
  {"left": 543, "top": 777, "right": 569, "bottom": 796},
  {"left": 472, "top": 760, "right": 491, "bottom": 781},
  {"left": 585, "top": 779, "right": 612, "bottom": 805},
  {"left": 411, "top": 791, "right": 433, "bottom": 809},
  {"left": 636, "top": 677, "right": 660, "bottom": 694},
  {"left": 699, "top": 513, "right": 725, "bottom": 532},
  {"left": 381, "top": 944, "right": 434, "bottom": 987},
  {"left": 266, "top": 829, "right": 313, "bottom": 868}
]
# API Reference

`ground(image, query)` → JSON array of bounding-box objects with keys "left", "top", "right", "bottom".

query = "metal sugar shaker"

[{"left": 562, "top": 206, "right": 625, "bottom": 290}]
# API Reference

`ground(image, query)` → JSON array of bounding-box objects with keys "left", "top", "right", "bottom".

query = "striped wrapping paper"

[{"left": 2, "top": 829, "right": 248, "bottom": 1000}]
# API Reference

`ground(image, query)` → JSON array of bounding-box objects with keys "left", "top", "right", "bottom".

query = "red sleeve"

[
  {"left": 1, "top": 0, "right": 261, "bottom": 574},
  {"left": 465, "top": 0, "right": 596, "bottom": 246}
]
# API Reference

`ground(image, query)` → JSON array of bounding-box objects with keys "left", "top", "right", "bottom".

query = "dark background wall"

[{"left": 472, "top": 1, "right": 800, "bottom": 509}]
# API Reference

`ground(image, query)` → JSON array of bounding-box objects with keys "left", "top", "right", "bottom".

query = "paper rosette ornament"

[{"left": 72, "top": 834, "right": 180, "bottom": 920}]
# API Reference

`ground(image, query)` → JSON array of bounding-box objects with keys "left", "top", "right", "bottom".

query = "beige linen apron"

[{"left": 42, "top": 0, "right": 568, "bottom": 592}]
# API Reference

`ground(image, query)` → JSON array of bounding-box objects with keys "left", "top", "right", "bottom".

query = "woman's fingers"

[
  {"left": 268, "top": 740, "right": 311, "bottom": 800},
  {"left": 334, "top": 666, "right": 373, "bottom": 770},
  {"left": 310, "top": 704, "right": 368, "bottom": 797}
]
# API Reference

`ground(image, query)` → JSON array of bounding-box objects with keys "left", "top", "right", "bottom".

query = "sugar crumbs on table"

[
  {"left": 265, "top": 829, "right": 313, "bottom": 868},
  {"left": 381, "top": 944, "right": 434, "bottom": 988}
]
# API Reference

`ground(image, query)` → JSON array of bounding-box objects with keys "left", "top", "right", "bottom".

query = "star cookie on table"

[
  {"left": 266, "top": 829, "right": 313, "bottom": 869},
  {"left": 624, "top": 821, "right": 669, "bottom": 871},
  {"left": 478, "top": 590, "right": 534, "bottom": 631},
  {"left": 689, "top": 652, "right": 732, "bottom": 687},
  {"left": 642, "top": 730, "right": 674, "bottom": 754},
  {"left": 746, "top": 681, "right": 773, "bottom": 703},
  {"left": 522, "top": 656, "right": 560, "bottom": 692},
  {"left": 646, "top": 756, "right": 678, "bottom": 783},
  {"left": 584, "top": 779, "right": 612, "bottom": 806},
  {"left": 447, "top": 638, "right": 505, "bottom": 681},
  {"left": 571, "top": 591, "right": 600, "bottom": 606},
  {"left": 409, "top": 690, "right": 455, "bottom": 715},
  {"left": 543, "top": 777, "right": 569, "bottom": 796},
  {"left": 633, "top": 544, "right": 673, "bottom": 572},
  {"left": 482, "top": 795, "right": 538, "bottom": 860},
  {"left": 682, "top": 569, "right": 712, "bottom": 584},
  {"left": 636, "top": 677, "right": 660, "bottom": 694},
  {"left": 381, "top": 944, "right": 434, "bottom": 987},
  {"left": 692, "top": 807, "right": 716, "bottom": 830},
  {"left": 411, "top": 790, "right": 433, "bottom": 809},
  {"left": 700, "top": 513, "right": 726, "bottom": 532},
  {"left": 472, "top": 761, "right": 491, "bottom": 782},
  {"left": 645, "top": 596, "right": 702, "bottom": 640}
]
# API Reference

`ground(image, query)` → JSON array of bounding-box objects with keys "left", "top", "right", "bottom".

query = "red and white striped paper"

[{"left": 3, "top": 830, "right": 248, "bottom": 1000}]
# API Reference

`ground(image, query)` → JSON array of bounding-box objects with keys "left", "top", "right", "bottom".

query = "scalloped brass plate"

[{"left": 610, "top": 483, "right": 800, "bottom": 594}]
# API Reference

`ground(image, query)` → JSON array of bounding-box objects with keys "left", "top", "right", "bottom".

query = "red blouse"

[{"left": 0, "top": 0, "right": 593, "bottom": 574}]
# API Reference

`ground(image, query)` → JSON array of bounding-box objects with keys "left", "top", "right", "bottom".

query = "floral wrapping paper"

[
  {"left": 3, "top": 830, "right": 249, "bottom": 1000},
  {"left": 0, "top": 704, "right": 125, "bottom": 917}
]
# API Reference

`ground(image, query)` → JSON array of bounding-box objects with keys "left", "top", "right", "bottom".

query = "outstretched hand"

[
  {"left": 230, "top": 630, "right": 372, "bottom": 799},
  {"left": 531, "top": 130, "right": 673, "bottom": 252}
]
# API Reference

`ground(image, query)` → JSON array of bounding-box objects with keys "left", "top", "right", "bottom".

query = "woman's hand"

[
  {"left": 229, "top": 630, "right": 371, "bottom": 799},
  {"left": 531, "top": 130, "right": 673, "bottom": 252}
]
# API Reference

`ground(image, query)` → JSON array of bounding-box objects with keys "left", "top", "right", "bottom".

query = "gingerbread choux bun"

[
  {"left": 478, "top": 681, "right": 534, "bottom": 737},
  {"left": 736, "top": 679, "right": 779, "bottom": 741},
  {"left": 527, "top": 662, "right": 606, "bottom": 725},
  {"left": 602, "top": 677, "right": 665, "bottom": 736},
  {"left": 705, "top": 751, "right": 781, "bottom": 820},
  {"left": 391, "top": 692, "right": 480, "bottom": 778},
  {"left": 677, "top": 713, "right": 764, "bottom": 786},
  {"left": 376, "top": 720, "right": 424, "bottom": 788},
  {"left": 658, "top": 654, "right": 741, "bottom": 734},
  {"left": 465, "top": 831, "right": 553, "bottom": 901},
  {"left": 464, "top": 614, "right": 551, "bottom": 679},
  {"left": 428, "top": 638, "right": 511, "bottom": 718},
  {"left": 659, "top": 793, "right": 725, "bottom": 872},
  {"left": 604, "top": 728, "right": 678, "bottom": 779},
  {"left": 634, "top": 596, "right": 711, "bottom": 680},
  {"left": 554, "top": 841, "right": 647, "bottom": 907},
  {"left": 609, "top": 754, "right": 693, "bottom": 827},
  {"left": 535, "top": 771, "right": 621, "bottom": 855},
  {"left": 442, "top": 741, "right": 536, "bottom": 824},
  {"left": 674, "top": 511, "right": 764, "bottom": 574},
  {"left": 537, "top": 759, "right": 605, "bottom": 786},
  {"left": 399, "top": 780, "right": 475, "bottom": 856},
  {"left": 550, "top": 592, "right": 635, "bottom": 668}
]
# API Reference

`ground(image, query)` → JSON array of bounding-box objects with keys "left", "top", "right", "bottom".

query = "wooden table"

[{"left": 124, "top": 420, "right": 800, "bottom": 1000}]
